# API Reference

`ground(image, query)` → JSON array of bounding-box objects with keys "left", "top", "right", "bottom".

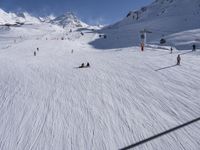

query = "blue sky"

[{"left": 0, "top": 0, "right": 153, "bottom": 25}]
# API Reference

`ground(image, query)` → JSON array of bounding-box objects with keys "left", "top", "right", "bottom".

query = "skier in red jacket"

[{"left": 141, "top": 42, "right": 144, "bottom": 51}]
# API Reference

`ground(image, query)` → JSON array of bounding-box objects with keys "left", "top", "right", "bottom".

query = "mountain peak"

[
  {"left": 16, "top": 12, "right": 40, "bottom": 24},
  {"left": 111, "top": 0, "right": 200, "bottom": 28},
  {"left": 0, "top": 9, "right": 41, "bottom": 25},
  {"left": 51, "top": 12, "right": 88, "bottom": 28},
  {"left": 0, "top": 9, "right": 17, "bottom": 24}
]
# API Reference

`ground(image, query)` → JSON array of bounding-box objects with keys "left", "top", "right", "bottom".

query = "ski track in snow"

[{"left": 0, "top": 26, "right": 200, "bottom": 150}]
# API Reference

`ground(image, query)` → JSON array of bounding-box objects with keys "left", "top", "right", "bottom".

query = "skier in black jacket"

[
  {"left": 192, "top": 44, "right": 196, "bottom": 51},
  {"left": 79, "top": 63, "right": 84, "bottom": 68},
  {"left": 86, "top": 62, "right": 90, "bottom": 67},
  {"left": 177, "top": 55, "right": 181, "bottom": 65}
]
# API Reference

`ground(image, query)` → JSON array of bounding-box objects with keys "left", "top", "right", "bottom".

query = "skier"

[
  {"left": 141, "top": 42, "right": 144, "bottom": 51},
  {"left": 37, "top": 48, "right": 39, "bottom": 51},
  {"left": 86, "top": 62, "right": 90, "bottom": 67},
  {"left": 78, "top": 63, "right": 85, "bottom": 68},
  {"left": 192, "top": 44, "right": 196, "bottom": 51},
  {"left": 34, "top": 51, "right": 36, "bottom": 56},
  {"left": 177, "top": 55, "right": 181, "bottom": 65},
  {"left": 170, "top": 47, "right": 173, "bottom": 54}
]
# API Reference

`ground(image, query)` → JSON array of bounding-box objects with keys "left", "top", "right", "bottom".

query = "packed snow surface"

[
  {"left": 0, "top": 0, "right": 200, "bottom": 149},
  {"left": 0, "top": 23, "right": 200, "bottom": 150}
]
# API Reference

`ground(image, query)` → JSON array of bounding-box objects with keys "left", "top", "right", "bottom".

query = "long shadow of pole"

[
  {"left": 120, "top": 117, "right": 200, "bottom": 150},
  {"left": 155, "top": 64, "right": 177, "bottom": 71},
  {"left": 155, "top": 50, "right": 196, "bottom": 71}
]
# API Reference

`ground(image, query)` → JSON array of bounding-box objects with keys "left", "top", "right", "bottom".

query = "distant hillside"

[{"left": 89, "top": 0, "right": 200, "bottom": 49}]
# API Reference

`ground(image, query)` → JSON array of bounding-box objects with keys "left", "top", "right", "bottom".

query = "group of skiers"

[
  {"left": 34, "top": 48, "right": 39, "bottom": 56},
  {"left": 78, "top": 62, "right": 90, "bottom": 68},
  {"left": 169, "top": 47, "right": 180, "bottom": 65},
  {"left": 32, "top": 42, "right": 197, "bottom": 69},
  {"left": 176, "top": 44, "right": 197, "bottom": 65},
  {"left": 140, "top": 43, "right": 197, "bottom": 66}
]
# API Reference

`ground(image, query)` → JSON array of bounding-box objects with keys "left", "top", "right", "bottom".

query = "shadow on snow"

[{"left": 155, "top": 64, "right": 178, "bottom": 71}]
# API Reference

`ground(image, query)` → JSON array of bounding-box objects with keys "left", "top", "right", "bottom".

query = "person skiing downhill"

[
  {"left": 34, "top": 51, "right": 36, "bottom": 56},
  {"left": 177, "top": 55, "right": 181, "bottom": 65},
  {"left": 192, "top": 44, "right": 196, "bottom": 51},
  {"left": 170, "top": 47, "right": 173, "bottom": 54},
  {"left": 141, "top": 42, "right": 144, "bottom": 51}
]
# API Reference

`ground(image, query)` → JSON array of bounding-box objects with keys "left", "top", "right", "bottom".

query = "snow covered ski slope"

[{"left": 0, "top": 24, "right": 200, "bottom": 150}]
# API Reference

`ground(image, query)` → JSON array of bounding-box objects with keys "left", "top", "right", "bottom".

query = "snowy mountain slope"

[
  {"left": 50, "top": 12, "right": 88, "bottom": 29},
  {"left": 0, "top": 9, "right": 41, "bottom": 25},
  {"left": 0, "top": 9, "right": 16, "bottom": 24},
  {"left": 39, "top": 15, "right": 56, "bottom": 23},
  {"left": 0, "top": 24, "right": 200, "bottom": 150},
  {"left": 16, "top": 12, "right": 41, "bottom": 24},
  {"left": 0, "top": 8, "right": 89, "bottom": 30},
  {"left": 89, "top": 0, "right": 200, "bottom": 49},
  {"left": 116, "top": 0, "right": 200, "bottom": 27},
  {"left": 164, "top": 28, "right": 200, "bottom": 50}
]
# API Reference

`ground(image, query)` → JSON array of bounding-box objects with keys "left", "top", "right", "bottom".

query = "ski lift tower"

[{"left": 140, "top": 29, "right": 152, "bottom": 45}]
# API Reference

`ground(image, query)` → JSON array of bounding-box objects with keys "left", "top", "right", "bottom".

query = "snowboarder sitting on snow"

[
  {"left": 192, "top": 44, "right": 196, "bottom": 51},
  {"left": 79, "top": 63, "right": 85, "bottom": 68},
  {"left": 177, "top": 55, "right": 181, "bottom": 65},
  {"left": 78, "top": 62, "right": 90, "bottom": 68},
  {"left": 86, "top": 62, "right": 90, "bottom": 67}
]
